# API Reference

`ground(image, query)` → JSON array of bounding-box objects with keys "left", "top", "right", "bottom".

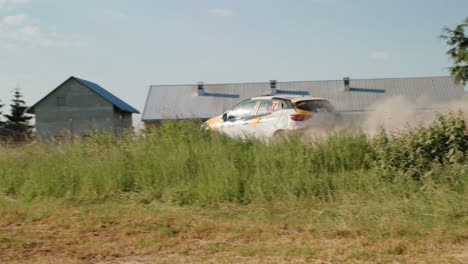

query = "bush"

[{"left": 372, "top": 112, "right": 467, "bottom": 182}]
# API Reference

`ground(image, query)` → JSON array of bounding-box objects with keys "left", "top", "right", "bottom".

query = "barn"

[
  {"left": 27, "top": 76, "right": 140, "bottom": 139},
  {"left": 142, "top": 76, "right": 465, "bottom": 127}
]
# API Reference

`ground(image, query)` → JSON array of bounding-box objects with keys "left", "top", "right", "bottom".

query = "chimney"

[
  {"left": 343, "top": 77, "right": 350, "bottom": 91},
  {"left": 270, "top": 80, "right": 277, "bottom": 95},
  {"left": 197, "top": 81, "right": 205, "bottom": 96}
]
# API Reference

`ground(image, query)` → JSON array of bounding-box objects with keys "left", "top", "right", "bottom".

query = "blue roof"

[{"left": 74, "top": 77, "right": 140, "bottom": 113}]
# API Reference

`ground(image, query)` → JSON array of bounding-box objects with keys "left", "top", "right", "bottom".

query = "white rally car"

[{"left": 202, "top": 95, "right": 340, "bottom": 138}]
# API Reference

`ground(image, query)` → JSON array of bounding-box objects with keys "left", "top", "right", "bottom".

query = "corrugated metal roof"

[
  {"left": 75, "top": 77, "right": 140, "bottom": 113},
  {"left": 142, "top": 76, "right": 465, "bottom": 121},
  {"left": 28, "top": 77, "right": 140, "bottom": 114}
]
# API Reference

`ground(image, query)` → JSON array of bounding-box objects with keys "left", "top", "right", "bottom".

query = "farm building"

[
  {"left": 142, "top": 76, "right": 465, "bottom": 127},
  {"left": 27, "top": 76, "right": 140, "bottom": 139}
]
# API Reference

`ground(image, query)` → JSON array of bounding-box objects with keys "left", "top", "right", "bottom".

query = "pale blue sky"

[{"left": 0, "top": 0, "right": 467, "bottom": 119}]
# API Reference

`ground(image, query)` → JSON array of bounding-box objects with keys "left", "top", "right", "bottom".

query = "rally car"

[{"left": 202, "top": 95, "right": 340, "bottom": 138}]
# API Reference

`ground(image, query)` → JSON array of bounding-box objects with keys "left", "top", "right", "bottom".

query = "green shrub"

[{"left": 372, "top": 112, "right": 467, "bottom": 182}]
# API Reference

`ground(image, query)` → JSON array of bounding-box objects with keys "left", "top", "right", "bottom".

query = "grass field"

[{"left": 0, "top": 113, "right": 467, "bottom": 263}]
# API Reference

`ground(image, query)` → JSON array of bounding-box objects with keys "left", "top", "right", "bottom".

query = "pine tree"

[
  {"left": 440, "top": 17, "right": 468, "bottom": 85},
  {"left": 0, "top": 100, "right": 4, "bottom": 127},
  {"left": 4, "top": 88, "right": 33, "bottom": 138}
]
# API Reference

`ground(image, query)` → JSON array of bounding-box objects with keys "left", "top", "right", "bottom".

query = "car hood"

[{"left": 203, "top": 115, "right": 223, "bottom": 129}]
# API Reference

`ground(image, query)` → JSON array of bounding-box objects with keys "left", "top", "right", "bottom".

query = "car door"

[
  {"left": 221, "top": 100, "right": 260, "bottom": 138},
  {"left": 248, "top": 99, "right": 287, "bottom": 137}
]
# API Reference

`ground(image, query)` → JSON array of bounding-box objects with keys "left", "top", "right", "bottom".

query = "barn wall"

[
  {"left": 143, "top": 76, "right": 465, "bottom": 121},
  {"left": 113, "top": 110, "right": 133, "bottom": 135},
  {"left": 34, "top": 78, "right": 116, "bottom": 139}
]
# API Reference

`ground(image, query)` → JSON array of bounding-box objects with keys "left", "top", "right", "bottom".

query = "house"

[
  {"left": 27, "top": 76, "right": 140, "bottom": 139},
  {"left": 142, "top": 76, "right": 465, "bottom": 126}
]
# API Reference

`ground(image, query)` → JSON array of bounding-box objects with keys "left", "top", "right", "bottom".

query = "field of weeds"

[{"left": 0, "top": 112, "right": 467, "bottom": 263}]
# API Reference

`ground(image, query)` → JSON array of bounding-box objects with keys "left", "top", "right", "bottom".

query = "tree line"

[{"left": 0, "top": 88, "right": 33, "bottom": 142}]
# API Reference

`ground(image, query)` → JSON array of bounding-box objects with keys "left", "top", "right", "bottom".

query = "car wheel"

[{"left": 272, "top": 130, "right": 287, "bottom": 141}]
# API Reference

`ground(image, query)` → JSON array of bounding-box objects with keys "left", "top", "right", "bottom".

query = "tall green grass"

[
  {"left": 0, "top": 124, "right": 371, "bottom": 203},
  {"left": 0, "top": 113, "right": 466, "bottom": 215}
]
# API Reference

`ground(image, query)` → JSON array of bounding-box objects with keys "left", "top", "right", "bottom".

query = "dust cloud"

[
  {"left": 295, "top": 96, "right": 468, "bottom": 139},
  {"left": 357, "top": 96, "right": 468, "bottom": 135}
]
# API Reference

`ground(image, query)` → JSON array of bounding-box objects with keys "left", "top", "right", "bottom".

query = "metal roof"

[
  {"left": 28, "top": 77, "right": 140, "bottom": 114},
  {"left": 75, "top": 77, "right": 140, "bottom": 113},
  {"left": 142, "top": 76, "right": 465, "bottom": 121}
]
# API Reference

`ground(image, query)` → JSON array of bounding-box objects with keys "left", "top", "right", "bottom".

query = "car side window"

[
  {"left": 257, "top": 100, "right": 273, "bottom": 115},
  {"left": 271, "top": 100, "right": 287, "bottom": 111},
  {"left": 257, "top": 99, "right": 287, "bottom": 115},
  {"left": 295, "top": 100, "right": 334, "bottom": 112},
  {"left": 226, "top": 100, "right": 259, "bottom": 121}
]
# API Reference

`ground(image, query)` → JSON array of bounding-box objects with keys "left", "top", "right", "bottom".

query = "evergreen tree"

[
  {"left": 440, "top": 17, "right": 468, "bottom": 85},
  {"left": 0, "top": 100, "right": 4, "bottom": 126},
  {"left": 4, "top": 88, "right": 33, "bottom": 137}
]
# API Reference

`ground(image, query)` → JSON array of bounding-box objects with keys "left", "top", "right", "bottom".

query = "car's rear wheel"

[{"left": 272, "top": 130, "right": 287, "bottom": 141}]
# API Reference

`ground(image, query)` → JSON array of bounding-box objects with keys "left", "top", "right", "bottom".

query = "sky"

[{"left": 0, "top": 0, "right": 467, "bottom": 124}]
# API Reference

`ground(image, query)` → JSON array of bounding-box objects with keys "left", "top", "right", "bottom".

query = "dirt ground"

[{"left": 1, "top": 201, "right": 467, "bottom": 264}]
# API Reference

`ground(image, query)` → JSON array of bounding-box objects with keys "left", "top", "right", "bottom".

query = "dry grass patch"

[{"left": 0, "top": 200, "right": 466, "bottom": 264}]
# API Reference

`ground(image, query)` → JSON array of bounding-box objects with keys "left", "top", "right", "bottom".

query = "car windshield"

[
  {"left": 227, "top": 100, "right": 259, "bottom": 120},
  {"left": 295, "top": 100, "right": 334, "bottom": 112}
]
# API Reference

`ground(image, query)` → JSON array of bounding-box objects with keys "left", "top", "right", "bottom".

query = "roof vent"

[
  {"left": 270, "top": 80, "right": 277, "bottom": 95},
  {"left": 343, "top": 77, "right": 350, "bottom": 91},
  {"left": 197, "top": 81, "right": 205, "bottom": 96}
]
